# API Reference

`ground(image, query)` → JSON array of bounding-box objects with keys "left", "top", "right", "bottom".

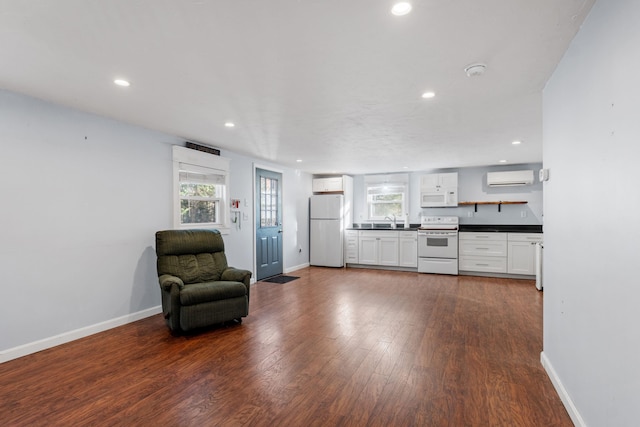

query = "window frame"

[
  {"left": 172, "top": 145, "right": 230, "bottom": 234},
  {"left": 364, "top": 173, "right": 409, "bottom": 221}
]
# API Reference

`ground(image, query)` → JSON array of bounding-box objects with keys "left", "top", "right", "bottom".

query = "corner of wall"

[{"left": 540, "top": 351, "right": 586, "bottom": 427}]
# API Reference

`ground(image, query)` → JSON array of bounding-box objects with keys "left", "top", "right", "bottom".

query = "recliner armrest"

[
  {"left": 221, "top": 267, "right": 252, "bottom": 285},
  {"left": 159, "top": 274, "right": 184, "bottom": 292}
]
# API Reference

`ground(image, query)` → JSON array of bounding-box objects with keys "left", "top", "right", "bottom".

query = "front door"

[{"left": 255, "top": 168, "right": 283, "bottom": 280}]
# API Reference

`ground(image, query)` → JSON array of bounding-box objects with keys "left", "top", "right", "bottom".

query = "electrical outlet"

[
  {"left": 467, "top": 211, "right": 473, "bottom": 217},
  {"left": 521, "top": 211, "right": 527, "bottom": 218}
]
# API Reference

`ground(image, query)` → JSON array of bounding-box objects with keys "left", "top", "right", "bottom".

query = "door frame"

[{"left": 253, "top": 164, "right": 285, "bottom": 280}]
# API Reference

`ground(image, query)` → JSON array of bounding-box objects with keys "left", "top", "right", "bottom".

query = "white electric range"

[{"left": 417, "top": 216, "right": 459, "bottom": 275}]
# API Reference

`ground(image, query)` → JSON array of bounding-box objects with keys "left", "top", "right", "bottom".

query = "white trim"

[
  {"left": 285, "top": 263, "right": 310, "bottom": 274},
  {"left": 173, "top": 145, "right": 231, "bottom": 234},
  {"left": 541, "top": 351, "right": 586, "bottom": 427},
  {"left": 0, "top": 306, "right": 161, "bottom": 364}
]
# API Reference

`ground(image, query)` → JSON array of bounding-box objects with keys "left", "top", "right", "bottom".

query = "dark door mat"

[{"left": 261, "top": 275, "right": 299, "bottom": 284}]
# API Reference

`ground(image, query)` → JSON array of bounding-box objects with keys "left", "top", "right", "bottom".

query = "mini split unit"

[{"left": 487, "top": 170, "right": 534, "bottom": 187}]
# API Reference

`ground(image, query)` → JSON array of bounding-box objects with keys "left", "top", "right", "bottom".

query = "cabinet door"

[
  {"left": 313, "top": 177, "right": 343, "bottom": 192},
  {"left": 379, "top": 237, "right": 399, "bottom": 266},
  {"left": 358, "top": 236, "right": 378, "bottom": 265},
  {"left": 439, "top": 172, "right": 458, "bottom": 188},
  {"left": 399, "top": 237, "right": 418, "bottom": 267},
  {"left": 507, "top": 241, "right": 536, "bottom": 275},
  {"left": 420, "top": 174, "right": 440, "bottom": 190}
]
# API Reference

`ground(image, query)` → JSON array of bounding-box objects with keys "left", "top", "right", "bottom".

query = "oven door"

[{"left": 418, "top": 231, "right": 458, "bottom": 258}]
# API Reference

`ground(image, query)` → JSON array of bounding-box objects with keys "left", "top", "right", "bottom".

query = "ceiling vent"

[
  {"left": 487, "top": 170, "right": 534, "bottom": 187},
  {"left": 464, "top": 63, "right": 487, "bottom": 77}
]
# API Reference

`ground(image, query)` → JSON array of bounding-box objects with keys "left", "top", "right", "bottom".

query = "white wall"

[
  {"left": 0, "top": 90, "right": 311, "bottom": 361},
  {"left": 222, "top": 152, "right": 312, "bottom": 274},
  {"left": 542, "top": 1, "right": 640, "bottom": 425},
  {"left": 352, "top": 163, "right": 543, "bottom": 226}
]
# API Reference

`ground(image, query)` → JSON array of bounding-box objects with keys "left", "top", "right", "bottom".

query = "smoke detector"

[{"left": 464, "top": 63, "right": 487, "bottom": 77}]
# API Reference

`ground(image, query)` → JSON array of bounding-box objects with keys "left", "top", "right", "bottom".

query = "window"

[
  {"left": 173, "top": 146, "right": 230, "bottom": 233},
  {"left": 260, "top": 176, "right": 279, "bottom": 227},
  {"left": 364, "top": 173, "right": 409, "bottom": 221},
  {"left": 179, "top": 167, "right": 225, "bottom": 225}
]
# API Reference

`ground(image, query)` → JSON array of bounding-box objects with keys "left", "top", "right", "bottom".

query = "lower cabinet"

[
  {"left": 358, "top": 231, "right": 399, "bottom": 266},
  {"left": 398, "top": 231, "right": 418, "bottom": 268},
  {"left": 459, "top": 232, "right": 507, "bottom": 273},
  {"left": 345, "top": 230, "right": 359, "bottom": 263},
  {"left": 507, "top": 233, "right": 543, "bottom": 275},
  {"left": 351, "top": 230, "right": 417, "bottom": 268},
  {"left": 460, "top": 231, "right": 543, "bottom": 276}
]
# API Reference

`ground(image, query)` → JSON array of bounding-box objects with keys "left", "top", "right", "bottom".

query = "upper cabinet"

[
  {"left": 312, "top": 175, "right": 353, "bottom": 193},
  {"left": 421, "top": 172, "right": 458, "bottom": 189},
  {"left": 420, "top": 172, "right": 458, "bottom": 207}
]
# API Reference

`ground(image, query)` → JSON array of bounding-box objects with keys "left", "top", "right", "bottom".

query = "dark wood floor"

[{"left": 0, "top": 267, "right": 571, "bottom": 426}]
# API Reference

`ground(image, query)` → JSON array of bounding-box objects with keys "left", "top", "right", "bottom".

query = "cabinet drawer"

[
  {"left": 460, "top": 256, "right": 507, "bottom": 273},
  {"left": 507, "top": 233, "right": 543, "bottom": 243},
  {"left": 398, "top": 231, "right": 417, "bottom": 239},
  {"left": 459, "top": 240, "right": 507, "bottom": 257},
  {"left": 358, "top": 230, "right": 399, "bottom": 239},
  {"left": 459, "top": 232, "right": 507, "bottom": 242}
]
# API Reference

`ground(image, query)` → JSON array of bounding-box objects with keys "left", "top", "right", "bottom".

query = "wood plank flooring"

[{"left": 0, "top": 267, "right": 571, "bottom": 426}]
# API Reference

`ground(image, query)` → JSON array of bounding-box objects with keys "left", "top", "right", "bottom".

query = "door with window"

[{"left": 255, "top": 168, "right": 283, "bottom": 280}]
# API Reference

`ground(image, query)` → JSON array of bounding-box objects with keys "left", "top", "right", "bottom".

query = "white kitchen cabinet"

[
  {"left": 459, "top": 232, "right": 507, "bottom": 273},
  {"left": 507, "top": 233, "right": 543, "bottom": 275},
  {"left": 420, "top": 172, "right": 458, "bottom": 190},
  {"left": 379, "top": 237, "right": 399, "bottom": 266},
  {"left": 398, "top": 231, "right": 418, "bottom": 267},
  {"left": 312, "top": 175, "right": 353, "bottom": 193},
  {"left": 345, "top": 230, "right": 359, "bottom": 264},
  {"left": 357, "top": 231, "right": 399, "bottom": 266}
]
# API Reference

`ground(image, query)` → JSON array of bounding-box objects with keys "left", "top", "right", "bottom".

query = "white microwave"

[{"left": 420, "top": 188, "right": 458, "bottom": 208}]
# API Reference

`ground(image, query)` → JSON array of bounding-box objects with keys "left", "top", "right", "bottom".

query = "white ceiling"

[{"left": 0, "top": 0, "right": 594, "bottom": 175}]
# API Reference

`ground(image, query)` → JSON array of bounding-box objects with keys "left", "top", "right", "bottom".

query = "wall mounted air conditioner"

[{"left": 487, "top": 170, "right": 534, "bottom": 187}]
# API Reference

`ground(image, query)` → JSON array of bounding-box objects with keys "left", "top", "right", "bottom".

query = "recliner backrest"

[{"left": 156, "top": 229, "right": 229, "bottom": 284}]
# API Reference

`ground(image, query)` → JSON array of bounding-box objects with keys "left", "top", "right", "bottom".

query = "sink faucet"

[{"left": 384, "top": 215, "right": 397, "bottom": 229}]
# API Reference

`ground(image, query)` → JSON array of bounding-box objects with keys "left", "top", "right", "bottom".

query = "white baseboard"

[
  {"left": 541, "top": 351, "right": 586, "bottom": 427},
  {"left": 0, "top": 305, "right": 162, "bottom": 364},
  {"left": 285, "top": 263, "right": 309, "bottom": 274}
]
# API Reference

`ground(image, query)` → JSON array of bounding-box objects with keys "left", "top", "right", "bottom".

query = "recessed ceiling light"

[
  {"left": 391, "top": 2, "right": 412, "bottom": 16},
  {"left": 499, "top": 159, "right": 507, "bottom": 163},
  {"left": 512, "top": 140, "right": 522, "bottom": 145},
  {"left": 224, "top": 122, "right": 235, "bottom": 128},
  {"left": 296, "top": 159, "right": 302, "bottom": 163},
  {"left": 421, "top": 91, "right": 436, "bottom": 99},
  {"left": 114, "top": 79, "right": 130, "bottom": 87}
]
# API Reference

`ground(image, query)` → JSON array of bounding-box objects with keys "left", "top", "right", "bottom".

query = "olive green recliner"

[{"left": 155, "top": 229, "right": 251, "bottom": 332}]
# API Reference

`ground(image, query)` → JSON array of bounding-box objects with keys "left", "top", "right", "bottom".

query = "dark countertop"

[
  {"left": 348, "top": 223, "right": 542, "bottom": 233},
  {"left": 348, "top": 223, "right": 420, "bottom": 231},
  {"left": 458, "top": 224, "right": 543, "bottom": 233}
]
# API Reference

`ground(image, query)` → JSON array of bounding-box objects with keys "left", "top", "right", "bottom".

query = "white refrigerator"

[{"left": 310, "top": 194, "right": 344, "bottom": 267}]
